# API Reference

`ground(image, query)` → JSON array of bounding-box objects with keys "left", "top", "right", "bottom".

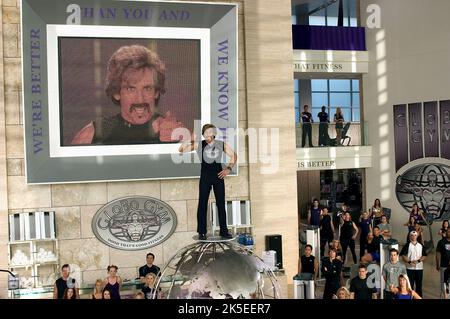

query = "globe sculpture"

[
  {"left": 396, "top": 163, "right": 450, "bottom": 221},
  {"left": 154, "top": 240, "right": 281, "bottom": 299}
]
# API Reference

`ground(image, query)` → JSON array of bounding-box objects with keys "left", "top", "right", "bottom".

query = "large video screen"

[
  {"left": 59, "top": 38, "right": 200, "bottom": 147},
  {"left": 21, "top": 0, "right": 238, "bottom": 183}
]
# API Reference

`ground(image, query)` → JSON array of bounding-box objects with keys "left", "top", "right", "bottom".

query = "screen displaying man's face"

[{"left": 114, "top": 67, "right": 160, "bottom": 125}]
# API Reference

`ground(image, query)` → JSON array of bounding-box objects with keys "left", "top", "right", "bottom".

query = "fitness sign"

[{"left": 92, "top": 196, "right": 177, "bottom": 250}]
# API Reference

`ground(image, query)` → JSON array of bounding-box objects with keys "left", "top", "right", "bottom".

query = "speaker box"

[{"left": 265, "top": 234, "right": 282, "bottom": 269}]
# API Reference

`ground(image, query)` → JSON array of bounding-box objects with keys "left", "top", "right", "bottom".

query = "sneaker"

[
  {"left": 198, "top": 233, "right": 207, "bottom": 240},
  {"left": 220, "top": 232, "right": 233, "bottom": 239}
]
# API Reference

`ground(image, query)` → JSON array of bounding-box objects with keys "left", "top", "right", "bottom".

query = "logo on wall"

[
  {"left": 393, "top": 100, "right": 450, "bottom": 221},
  {"left": 92, "top": 197, "right": 177, "bottom": 250}
]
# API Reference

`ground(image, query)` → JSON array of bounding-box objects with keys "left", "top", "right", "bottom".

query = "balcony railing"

[{"left": 296, "top": 121, "right": 369, "bottom": 149}]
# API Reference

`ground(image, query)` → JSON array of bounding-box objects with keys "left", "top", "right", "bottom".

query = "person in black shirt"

[
  {"left": 53, "top": 264, "right": 79, "bottom": 299},
  {"left": 179, "top": 124, "right": 237, "bottom": 240},
  {"left": 320, "top": 208, "right": 335, "bottom": 258},
  {"left": 301, "top": 104, "right": 313, "bottom": 147},
  {"left": 350, "top": 264, "right": 378, "bottom": 299},
  {"left": 139, "top": 253, "right": 161, "bottom": 283},
  {"left": 362, "top": 226, "right": 383, "bottom": 263},
  {"left": 322, "top": 249, "right": 342, "bottom": 299},
  {"left": 317, "top": 106, "right": 329, "bottom": 146},
  {"left": 436, "top": 228, "right": 450, "bottom": 298},
  {"left": 339, "top": 212, "right": 359, "bottom": 265},
  {"left": 298, "top": 244, "right": 318, "bottom": 280}
]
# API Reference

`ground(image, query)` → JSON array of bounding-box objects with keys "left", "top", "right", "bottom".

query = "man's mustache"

[{"left": 129, "top": 103, "right": 150, "bottom": 112}]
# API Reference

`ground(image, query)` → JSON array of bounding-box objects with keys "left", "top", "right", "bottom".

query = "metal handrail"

[{"left": 0, "top": 269, "right": 16, "bottom": 277}]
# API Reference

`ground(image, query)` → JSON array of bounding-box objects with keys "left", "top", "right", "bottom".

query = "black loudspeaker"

[{"left": 265, "top": 234, "right": 282, "bottom": 269}]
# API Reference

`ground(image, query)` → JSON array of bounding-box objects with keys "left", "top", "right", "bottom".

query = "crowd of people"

[
  {"left": 300, "top": 198, "right": 450, "bottom": 299},
  {"left": 53, "top": 253, "right": 161, "bottom": 299}
]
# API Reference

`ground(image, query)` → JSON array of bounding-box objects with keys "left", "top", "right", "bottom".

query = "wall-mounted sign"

[
  {"left": 393, "top": 100, "right": 450, "bottom": 221},
  {"left": 293, "top": 50, "right": 369, "bottom": 74},
  {"left": 297, "top": 160, "right": 336, "bottom": 169},
  {"left": 92, "top": 197, "right": 177, "bottom": 250}
]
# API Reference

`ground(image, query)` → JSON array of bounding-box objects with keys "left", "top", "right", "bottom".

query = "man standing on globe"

[{"left": 179, "top": 124, "right": 237, "bottom": 240}]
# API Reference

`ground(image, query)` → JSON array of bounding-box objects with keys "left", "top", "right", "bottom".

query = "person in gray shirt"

[
  {"left": 383, "top": 248, "right": 406, "bottom": 299},
  {"left": 377, "top": 215, "right": 392, "bottom": 240}
]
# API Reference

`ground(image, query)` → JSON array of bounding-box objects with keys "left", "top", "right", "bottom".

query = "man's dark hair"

[
  {"left": 146, "top": 253, "right": 155, "bottom": 258},
  {"left": 61, "top": 264, "right": 70, "bottom": 271},
  {"left": 304, "top": 104, "right": 309, "bottom": 109},
  {"left": 105, "top": 45, "right": 166, "bottom": 105},
  {"left": 358, "top": 264, "right": 367, "bottom": 270},
  {"left": 321, "top": 106, "right": 326, "bottom": 111},
  {"left": 305, "top": 244, "right": 313, "bottom": 250},
  {"left": 202, "top": 124, "right": 217, "bottom": 136},
  {"left": 373, "top": 226, "right": 380, "bottom": 230},
  {"left": 389, "top": 248, "right": 399, "bottom": 255}
]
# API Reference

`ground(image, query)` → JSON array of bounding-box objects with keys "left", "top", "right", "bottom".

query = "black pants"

[
  {"left": 359, "top": 234, "right": 368, "bottom": 260},
  {"left": 384, "top": 290, "right": 394, "bottom": 300},
  {"left": 197, "top": 172, "right": 227, "bottom": 235},
  {"left": 320, "top": 237, "right": 333, "bottom": 258},
  {"left": 406, "top": 269, "right": 423, "bottom": 297},
  {"left": 318, "top": 123, "right": 328, "bottom": 146},
  {"left": 340, "top": 238, "right": 357, "bottom": 264},
  {"left": 323, "top": 280, "right": 339, "bottom": 299},
  {"left": 302, "top": 123, "right": 313, "bottom": 147}
]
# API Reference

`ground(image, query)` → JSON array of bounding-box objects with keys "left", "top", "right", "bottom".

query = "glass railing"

[{"left": 295, "top": 121, "right": 369, "bottom": 148}]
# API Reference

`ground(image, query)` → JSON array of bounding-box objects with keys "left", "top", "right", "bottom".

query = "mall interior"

[{"left": 0, "top": 0, "right": 449, "bottom": 299}]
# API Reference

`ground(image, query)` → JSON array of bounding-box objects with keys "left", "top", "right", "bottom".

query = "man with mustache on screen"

[{"left": 71, "top": 45, "right": 183, "bottom": 145}]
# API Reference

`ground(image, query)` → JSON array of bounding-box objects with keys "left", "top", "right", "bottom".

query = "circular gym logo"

[
  {"left": 92, "top": 197, "right": 177, "bottom": 250},
  {"left": 396, "top": 164, "right": 450, "bottom": 221}
]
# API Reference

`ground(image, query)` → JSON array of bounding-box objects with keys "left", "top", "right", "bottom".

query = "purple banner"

[
  {"left": 423, "top": 101, "right": 439, "bottom": 157},
  {"left": 409, "top": 103, "right": 423, "bottom": 161},
  {"left": 292, "top": 25, "right": 366, "bottom": 51},
  {"left": 394, "top": 104, "right": 408, "bottom": 172},
  {"left": 441, "top": 100, "right": 450, "bottom": 159}
]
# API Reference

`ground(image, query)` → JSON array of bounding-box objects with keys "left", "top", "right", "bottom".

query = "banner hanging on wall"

[
  {"left": 21, "top": 0, "right": 238, "bottom": 184},
  {"left": 393, "top": 100, "right": 450, "bottom": 222}
]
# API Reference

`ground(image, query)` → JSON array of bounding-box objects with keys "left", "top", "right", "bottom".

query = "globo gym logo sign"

[
  {"left": 92, "top": 196, "right": 177, "bottom": 250},
  {"left": 393, "top": 100, "right": 450, "bottom": 221}
]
